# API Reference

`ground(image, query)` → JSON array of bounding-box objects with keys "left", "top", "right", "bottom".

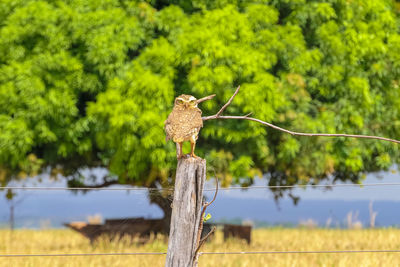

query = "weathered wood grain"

[{"left": 165, "top": 157, "right": 206, "bottom": 267}]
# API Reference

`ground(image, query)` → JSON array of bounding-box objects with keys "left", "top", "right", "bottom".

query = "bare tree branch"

[
  {"left": 194, "top": 177, "right": 219, "bottom": 264},
  {"left": 197, "top": 94, "right": 216, "bottom": 104},
  {"left": 202, "top": 86, "right": 400, "bottom": 145},
  {"left": 203, "top": 177, "right": 218, "bottom": 209},
  {"left": 194, "top": 226, "right": 216, "bottom": 256},
  {"left": 214, "top": 85, "right": 241, "bottom": 117},
  {"left": 68, "top": 179, "right": 120, "bottom": 189}
]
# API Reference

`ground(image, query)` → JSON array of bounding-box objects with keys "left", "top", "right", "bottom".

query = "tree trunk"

[
  {"left": 148, "top": 188, "right": 173, "bottom": 234},
  {"left": 165, "top": 157, "right": 206, "bottom": 267},
  {"left": 10, "top": 201, "right": 14, "bottom": 231}
]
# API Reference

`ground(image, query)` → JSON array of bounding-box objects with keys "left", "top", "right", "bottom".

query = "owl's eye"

[
  {"left": 176, "top": 99, "right": 184, "bottom": 105},
  {"left": 189, "top": 100, "right": 196, "bottom": 105}
]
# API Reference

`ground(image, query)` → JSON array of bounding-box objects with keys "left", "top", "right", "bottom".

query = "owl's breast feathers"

[{"left": 164, "top": 107, "right": 203, "bottom": 143}]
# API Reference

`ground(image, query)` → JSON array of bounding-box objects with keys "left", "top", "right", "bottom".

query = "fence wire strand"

[
  {"left": 3, "top": 182, "right": 400, "bottom": 191},
  {"left": 3, "top": 180, "right": 400, "bottom": 258},
  {"left": 3, "top": 250, "right": 400, "bottom": 257},
  {"left": 200, "top": 250, "right": 400, "bottom": 255},
  {"left": 0, "top": 252, "right": 166, "bottom": 257}
]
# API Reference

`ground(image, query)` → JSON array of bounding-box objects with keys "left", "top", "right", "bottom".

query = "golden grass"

[{"left": 2, "top": 228, "right": 400, "bottom": 267}]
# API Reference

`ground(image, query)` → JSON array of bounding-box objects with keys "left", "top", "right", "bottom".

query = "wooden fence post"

[{"left": 165, "top": 157, "right": 206, "bottom": 267}]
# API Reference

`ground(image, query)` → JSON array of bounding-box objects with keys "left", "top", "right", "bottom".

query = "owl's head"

[{"left": 174, "top": 94, "right": 198, "bottom": 108}]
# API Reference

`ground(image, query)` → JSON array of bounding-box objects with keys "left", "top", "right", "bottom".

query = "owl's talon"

[{"left": 190, "top": 153, "right": 200, "bottom": 159}]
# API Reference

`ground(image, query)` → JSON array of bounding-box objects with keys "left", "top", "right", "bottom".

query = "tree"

[{"left": 1, "top": 0, "right": 400, "bottom": 222}]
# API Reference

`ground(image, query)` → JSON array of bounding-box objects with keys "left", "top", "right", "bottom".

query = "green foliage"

[
  {"left": 203, "top": 213, "right": 212, "bottom": 222},
  {"left": 1, "top": 0, "right": 400, "bottom": 199}
]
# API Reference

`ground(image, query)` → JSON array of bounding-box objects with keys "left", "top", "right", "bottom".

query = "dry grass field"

[{"left": 2, "top": 228, "right": 400, "bottom": 267}]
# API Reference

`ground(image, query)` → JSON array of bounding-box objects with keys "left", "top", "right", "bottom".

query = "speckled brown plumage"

[{"left": 165, "top": 94, "right": 203, "bottom": 158}]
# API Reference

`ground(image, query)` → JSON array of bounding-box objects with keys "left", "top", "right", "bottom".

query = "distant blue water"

[
  {"left": 2, "top": 168, "right": 400, "bottom": 229},
  {"left": 0, "top": 190, "right": 163, "bottom": 228},
  {"left": 207, "top": 197, "right": 400, "bottom": 227},
  {"left": 1, "top": 189, "right": 399, "bottom": 229}
]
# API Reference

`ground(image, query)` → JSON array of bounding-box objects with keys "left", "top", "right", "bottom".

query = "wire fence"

[
  {"left": 0, "top": 252, "right": 167, "bottom": 257},
  {"left": 2, "top": 182, "right": 400, "bottom": 258},
  {"left": 3, "top": 182, "right": 400, "bottom": 191},
  {"left": 3, "top": 250, "right": 400, "bottom": 257}
]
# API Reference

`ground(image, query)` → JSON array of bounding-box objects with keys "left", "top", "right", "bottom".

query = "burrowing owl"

[{"left": 165, "top": 95, "right": 203, "bottom": 159}]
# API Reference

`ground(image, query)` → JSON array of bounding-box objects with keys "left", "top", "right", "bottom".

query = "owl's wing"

[
  {"left": 165, "top": 107, "right": 203, "bottom": 142},
  {"left": 165, "top": 123, "right": 173, "bottom": 142},
  {"left": 164, "top": 112, "right": 175, "bottom": 142},
  {"left": 190, "top": 108, "right": 203, "bottom": 130},
  {"left": 186, "top": 108, "right": 203, "bottom": 139}
]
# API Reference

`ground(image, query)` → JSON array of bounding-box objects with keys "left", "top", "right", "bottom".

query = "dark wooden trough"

[
  {"left": 64, "top": 217, "right": 166, "bottom": 243},
  {"left": 65, "top": 217, "right": 252, "bottom": 244},
  {"left": 223, "top": 224, "right": 252, "bottom": 244}
]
